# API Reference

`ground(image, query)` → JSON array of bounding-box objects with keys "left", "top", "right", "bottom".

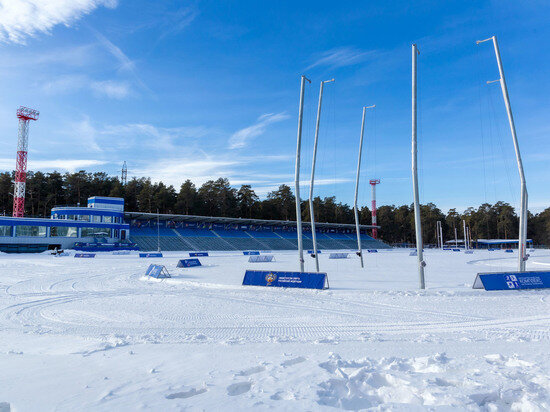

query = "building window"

[
  {"left": 0, "top": 225, "right": 12, "bottom": 236},
  {"left": 103, "top": 216, "right": 112, "bottom": 223},
  {"left": 79, "top": 215, "right": 90, "bottom": 222},
  {"left": 92, "top": 215, "right": 101, "bottom": 222},
  {"left": 15, "top": 226, "right": 46, "bottom": 237},
  {"left": 81, "top": 227, "right": 112, "bottom": 238},
  {"left": 50, "top": 226, "right": 78, "bottom": 237}
]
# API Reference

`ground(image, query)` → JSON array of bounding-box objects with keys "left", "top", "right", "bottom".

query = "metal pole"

[
  {"left": 411, "top": 43, "right": 425, "bottom": 289},
  {"left": 477, "top": 35, "right": 528, "bottom": 272},
  {"left": 454, "top": 227, "right": 458, "bottom": 248},
  {"left": 295, "top": 75, "right": 310, "bottom": 272},
  {"left": 353, "top": 105, "right": 375, "bottom": 268},
  {"left": 439, "top": 222, "right": 444, "bottom": 249},
  {"left": 157, "top": 208, "right": 160, "bottom": 252},
  {"left": 463, "top": 220, "right": 468, "bottom": 251},
  {"left": 309, "top": 79, "right": 334, "bottom": 272}
]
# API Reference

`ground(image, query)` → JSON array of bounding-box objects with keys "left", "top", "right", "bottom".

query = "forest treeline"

[{"left": 0, "top": 170, "right": 549, "bottom": 246}]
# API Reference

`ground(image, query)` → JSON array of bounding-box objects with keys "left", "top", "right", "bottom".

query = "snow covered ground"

[{"left": 1, "top": 248, "right": 549, "bottom": 411}]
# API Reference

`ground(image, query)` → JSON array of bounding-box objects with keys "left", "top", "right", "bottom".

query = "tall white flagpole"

[
  {"left": 477, "top": 35, "right": 528, "bottom": 272},
  {"left": 309, "top": 79, "right": 334, "bottom": 272},
  {"left": 295, "top": 75, "right": 310, "bottom": 272},
  {"left": 412, "top": 43, "right": 426, "bottom": 289},
  {"left": 354, "top": 105, "right": 375, "bottom": 268}
]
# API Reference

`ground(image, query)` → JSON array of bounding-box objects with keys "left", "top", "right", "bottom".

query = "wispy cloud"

[
  {"left": 158, "top": 7, "right": 198, "bottom": 39},
  {"left": 90, "top": 80, "right": 130, "bottom": 99},
  {"left": 90, "top": 28, "right": 149, "bottom": 92},
  {"left": 306, "top": 46, "right": 375, "bottom": 70},
  {"left": 42, "top": 75, "right": 131, "bottom": 99},
  {"left": 101, "top": 123, "right": 214, "bottom": 151},
  {"left": 138, "top": 158, "right": 241, "bottom": 187},
  {"left": 0, "top": 158, "right": 108, "bottom": 173},
  {"left": 229, "top": 112, "right": 290, "bottom": 149},
  {"left": 0, "top": 0, "right": 118, "bottom": 44}
]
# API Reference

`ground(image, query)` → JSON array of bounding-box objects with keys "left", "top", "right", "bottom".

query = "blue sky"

[{"left": 0, "top": 0, "right": 549, "bottom": 213}]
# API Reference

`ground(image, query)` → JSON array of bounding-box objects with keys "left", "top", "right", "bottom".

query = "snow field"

[{"left": 0, "top": 248, "right": 549, "bottom": 410}]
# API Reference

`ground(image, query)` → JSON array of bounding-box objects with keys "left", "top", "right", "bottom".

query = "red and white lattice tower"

[
  {"left": 369, "top": 179, "right": 380, "bottom": 239},
  {"left": 13, "top": 106, "right": 39, "bottom": 217}
]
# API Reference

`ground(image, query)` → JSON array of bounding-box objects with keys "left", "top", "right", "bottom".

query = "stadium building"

[{"left": 0, "top": 196, "right": 389, "bottom": 253}]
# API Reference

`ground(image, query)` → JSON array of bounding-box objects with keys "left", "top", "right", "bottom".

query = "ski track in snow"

[{"left": 1, "top": 249, "right": 550, "bottom": 410}]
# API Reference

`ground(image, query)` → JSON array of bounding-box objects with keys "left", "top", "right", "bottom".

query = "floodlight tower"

[
  {"left": 369, "top": 179, "right": 380, "bottom": 239},
  {"left": 13, "top": 106, "right": 39, "bottom": 217}
]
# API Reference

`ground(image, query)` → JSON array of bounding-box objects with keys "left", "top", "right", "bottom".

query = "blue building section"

[{"left": 0, "top": 196, "right": 134, "bottom": 253}]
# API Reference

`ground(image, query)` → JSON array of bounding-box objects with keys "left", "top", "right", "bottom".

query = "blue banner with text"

[
  {"left": 473, "top": 271, "right": 550, "bottom": 291},
  {"left": 177, "top": 258, "right": 202, "bottom": 268},
  {"left": 243, "top": 270, "right": 328, "bottom": 289},
  {"left": 74, "top": 253, "right": 95, "bottom": 258},
  {"left": 139, "top": 252, "right": 163, "bottom": 258},
  {"left": 189, "top": 252, "right": 209, "bottom": 257}
]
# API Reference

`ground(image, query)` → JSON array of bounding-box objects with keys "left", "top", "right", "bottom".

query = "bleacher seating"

[{"left": 129, "top": 224, "right": 390, "bottom": 251}]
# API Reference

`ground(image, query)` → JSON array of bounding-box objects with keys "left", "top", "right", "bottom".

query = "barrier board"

[
  {"left": 409, "top": 250, "right": 417, "bottom": 256},
  {"left": 112, "top": 250, "right": 130, "bottom": 255},
  {"left": 248, "top": 255, "right": 274, "bottom": 263},
  {"left": 242, "top": 270, "right": 328, "bottom": 289},
  {"left": 190, "top": 252, "right": 209, "bottom": 257},
  {"left": 453, "top": 248, "right": 461, "bottom": 252},
  {"left": 505, "top": 249, "right": 514, "bottom": 253},
  {"left": 443, "top": 248, "right": 452, "bottom": 251},
  {"left": 367, "top": 249, "right": 378, "bottom": 253},
  {"left": 145, "top": 264, "right": 171, "bottom": 279},
  {"left": 54, "top": 252, "right": 70, "bottom": 257},
  {"left": 465, "top": 250, "right": 474, "bottom": 254},
  {"left": 177, "top": 258, "right": 202, "bottom": 268},
  {"left": 473, "top": 271, "right": 550, "bottom": 291},
  {"left": 139, "top": 252, "right": 163, "bottom": 258},
  {"left": 74, "top": 253, "right": 95, "bottom": 258},
  {"left": 329, "top": 253, "right": 348, "bottom": 259},
  {"left": 307, "top": 250, "right": 322, "bottom": 254},
  {"left": 243, "top": 251, "right": 260, "bottom": 256}
]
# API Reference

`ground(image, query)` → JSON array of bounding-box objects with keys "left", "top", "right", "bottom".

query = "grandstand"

[{"left": 125, "top": 212, "right": 389, "bottom": 252}]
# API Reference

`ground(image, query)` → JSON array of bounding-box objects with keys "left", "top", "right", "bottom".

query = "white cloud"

[
  {"left": 0, "top": 158, "right": 108, "bottom": 172},
  {"left": 306, "top": 46, "right": 375, "bottom": 70},
  {"left": 90, "top": 80, "right": 130, "bottom": 99},
  {"left": 0, "top": 0, "right": 118, "bottom": 44},
  {"left": 229, "top": 112, "right": 289, "bottom": 149},
  {"left": 67, "top": 116, "right": 103, "bottom": 153},
  {"left": 42, "top": 75, "right": 131, "bottom": 99},
  {"left": 138, "top": 158, "right": 241, "bottom": 187},
  {"left": 158, "top": 7, "right": 198, "bottom": 39}
]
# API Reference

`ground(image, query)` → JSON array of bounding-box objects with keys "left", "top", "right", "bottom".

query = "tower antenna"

[
  {"left": 13, "top": 106, "right": 39, "bottom": 217},
  {"left": 121, "top": 161, "right": 128, "bottom": 186}
]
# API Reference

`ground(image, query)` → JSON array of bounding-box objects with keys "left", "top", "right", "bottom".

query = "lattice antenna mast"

[
  {"left": 369, "top": 179, "right": 380, "bottom": 239},
  {"left": 121, "top": 161, "right": 128, "bottom": 186},
  {"left": 13, "top": 106, "right": 39, "bottom": 217}
]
